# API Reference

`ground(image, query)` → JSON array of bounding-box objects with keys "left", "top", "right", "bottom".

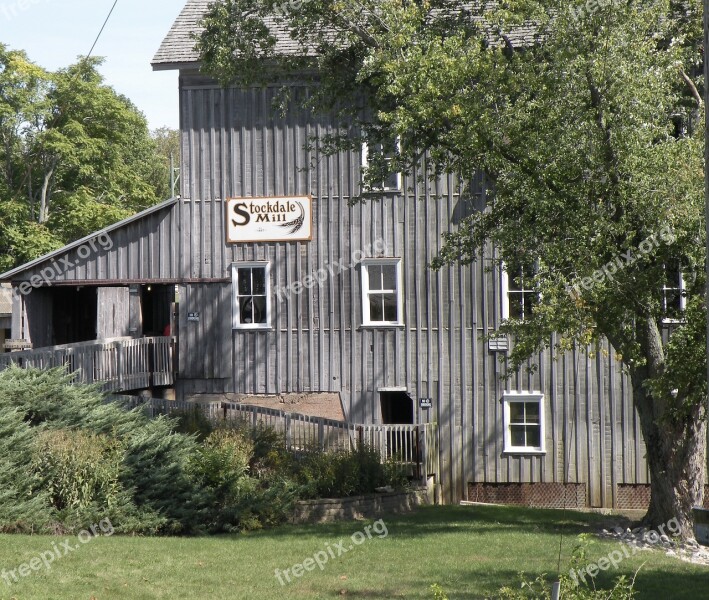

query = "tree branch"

[{"left": 679, "top": 68, "right": 702, "bottom": 108}]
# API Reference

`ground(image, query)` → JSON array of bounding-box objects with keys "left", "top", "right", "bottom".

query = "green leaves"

[
  {"left": 0, "top": 46, "right": 173, "bottom": 268},
  {"left": 198, "top": 0, "right": 706, "bottom": 412}
]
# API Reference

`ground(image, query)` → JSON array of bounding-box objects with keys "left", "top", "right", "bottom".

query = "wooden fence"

[
  {"left": 112, "top": 397, "right": 439, "bottom": 482},
  {"left": 0, "top": 336, "right": 174, "bottom": 392}
]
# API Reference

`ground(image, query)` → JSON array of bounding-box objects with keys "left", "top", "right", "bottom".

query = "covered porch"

[{"left": 0, "top": 336, "right": 174, "bottom": 392}]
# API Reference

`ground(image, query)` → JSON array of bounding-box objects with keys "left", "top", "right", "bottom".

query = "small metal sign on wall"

[{"left": 226, "top": 196, "right": 313, "bottom": 243}]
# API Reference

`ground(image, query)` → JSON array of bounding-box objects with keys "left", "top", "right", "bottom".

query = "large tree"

[
  {"left": 197, "top": 0, "right": 707, "bottom": 538},
  {"left": 0, "top": 46, "right": 172, "bottom": 269}
]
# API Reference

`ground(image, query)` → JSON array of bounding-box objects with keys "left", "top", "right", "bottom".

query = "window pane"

[
  {"left": 510, "top": 425, "right": 526, "bottom": 447},
  {"left": 664, "top": 290, "right": 681, "bottom": 315},
  {"left": 526, "top": 426, "right": 541, "bottom": 448},
  {"left": 368, "top": 266, "right": 383, "bottom": 291},
  {"left": 509, "top": 293, "right": 525, "bottom": 320},
  {"left": 252, "top": 268, "right": 266, "bottom": 295},
  {"left": 525, "top": 402, "right": 540, "bottom": 424},
  {"left": 509, "top": 403, "right": 525, "bottom": 423},
  {"left": 507, "top": 259, "right": 535, "bottom": 292},
  {"left": 369, "top": 295, "right": 384, "bottom": 322},
  {"left": 384, "top": 171, "right": 399, "bottom": 190},
  {"left": 383, "top": 294, "right": 398, "bottom": 322},
  {"left": 252, "top": 296, "right": 267, "bottom": 324},
  {"left": 382, "top": 265, "right": 397, "bottom": 291},
  {"left": 523, "top": 292, "right": 536, "bottom": 319},
  {"left": 665, "top": 268, "right": 681, "bottom": 288},
  {"left": 238, "top": 269, "right": 252, "bottom": 295},
  {"left": 239, "top": 297, "right": 255, "bottom": 324}
]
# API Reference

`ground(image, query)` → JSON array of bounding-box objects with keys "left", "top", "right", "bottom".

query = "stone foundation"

[{"left": 291, "top": 487, "right": 433, "bottom": 524}]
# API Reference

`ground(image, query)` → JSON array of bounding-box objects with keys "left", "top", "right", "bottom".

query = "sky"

[{"left": 1, "top": 0, "right": 187, "bottom": 130}]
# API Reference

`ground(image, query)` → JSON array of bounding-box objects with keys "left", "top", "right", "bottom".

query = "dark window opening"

[
  {"left": 141, "top": 285, "right": 173, "bottom": 336},
  {"left": 52, "top": 287, "right": 97, "bottom": 345},
  {"left": 380, "top": 391, "right": 414, "bottom": 425}
]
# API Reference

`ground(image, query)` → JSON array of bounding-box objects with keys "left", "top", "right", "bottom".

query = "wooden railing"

[
  {"left": 113, "top": 397, "right": 439, "bottom": 482},
  {"left": 0, "top": 337, "right": 174, "bottom": 392}
]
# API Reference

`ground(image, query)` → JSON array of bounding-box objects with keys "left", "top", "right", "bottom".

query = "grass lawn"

[{"left": 0, "top": 504, "right": 707, "bottom": 599}]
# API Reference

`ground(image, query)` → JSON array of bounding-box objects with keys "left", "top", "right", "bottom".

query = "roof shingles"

[
  {"left": 152, "top": 0, "right": 539, "bottom": 68},
  {"left": 152, "top": 0, "right": 301, "bottom": 68}
]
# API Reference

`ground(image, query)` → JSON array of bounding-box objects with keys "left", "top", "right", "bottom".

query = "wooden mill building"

[{"left": 0, "top": 0, "right": 688, "bottom": 508}]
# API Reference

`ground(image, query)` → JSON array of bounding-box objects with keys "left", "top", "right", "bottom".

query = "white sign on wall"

[{"left": 225, "top": 196, "right": 313, "bottom": 243}]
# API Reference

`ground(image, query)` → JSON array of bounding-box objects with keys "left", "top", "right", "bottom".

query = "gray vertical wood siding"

[{"left": 176, "top": 75, "right": 648, "bottom": 505}]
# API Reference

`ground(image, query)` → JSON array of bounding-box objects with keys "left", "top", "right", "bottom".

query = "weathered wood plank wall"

[
  {"left": 176, "top": 76, "right": 649, "bottom": 505},
  {"left": 5, "top": 76, "right": 657, "bottom": 506}
]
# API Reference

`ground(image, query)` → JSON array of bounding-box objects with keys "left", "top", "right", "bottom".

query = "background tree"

[
  {"left": 148, "top": 126, "right": 181, "bottom": 201},
  {"left": 198, "top": 0, "right": 707, "bottom": 537},
  {"left": 0, "top": 45, "right": 175, "bottom": 269}
]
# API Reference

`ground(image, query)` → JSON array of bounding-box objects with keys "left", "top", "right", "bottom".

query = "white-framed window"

[
  {"left": 501, "top": 259, "right": 537, "bottom": 321},
  {"left": 661, "top": 262, "right": 686, "bottom": 323},
  {"left": 361, "top": 141, "right": 401, "bottom": 192},
  {"left": 361, "top": 258, "right": 403, "bottom": 326},
  {"left": 232, "top": 262, "right": 271, "bottom": 329},
  {"left": 502, "top": 391, "right": 545, "bottom": 454}
]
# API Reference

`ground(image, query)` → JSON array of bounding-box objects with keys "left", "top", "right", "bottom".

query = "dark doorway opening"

[
  {"left": 380, "top": 390, "right": 414, "bottom": 424},
  {"left": 52, "top": 287, "right": 97, "bottom": 345},
  {"left": 141, "top": 285, "right": 173, "bottom": 336},
  {"left": 379, "top": 390, "right": 417, "bottom": 473}
]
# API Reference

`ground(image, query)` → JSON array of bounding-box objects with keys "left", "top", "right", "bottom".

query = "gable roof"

[
  {"left": 152, "top": 0, "right": 539, "bottom": 70},
  {"left": 152, "top": 0, "right": 301, "bottom": 70},
  {"left": 0, "top": 197, "right": 179, "bottom": 281},
  {"left": 152, "top": 0, "right": 209, "bottom": 69}
]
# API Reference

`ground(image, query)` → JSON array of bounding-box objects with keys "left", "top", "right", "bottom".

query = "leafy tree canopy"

[
  {"left": 0, "top": 45, "right": 178, "bottom": 270},
  {"left": 198, "top": 0, "right": 707, "bottom": 536}
]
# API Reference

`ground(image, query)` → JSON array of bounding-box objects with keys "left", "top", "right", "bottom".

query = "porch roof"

[{"left": 0, "top": 197, "right": 179, "bottom": 282}]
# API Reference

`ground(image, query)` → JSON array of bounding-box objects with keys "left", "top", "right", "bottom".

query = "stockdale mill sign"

[{"left": 226, "top": 196, "right": 313, "bottom": 243}]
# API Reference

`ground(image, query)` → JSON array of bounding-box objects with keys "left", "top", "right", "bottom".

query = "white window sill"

[
  {"left": 233, "top": 326, "right": 273, "bottom": 331},
  {"left": 360, "top": 323, "right": 405, "bottom": 329}
]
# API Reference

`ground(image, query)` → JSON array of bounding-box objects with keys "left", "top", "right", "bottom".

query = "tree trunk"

[
  {"left": 39, "top": 164, "right": 54, "bottom": 224},
  {"left": 629, "top": 317, "right": 707, "bottom": 540}
]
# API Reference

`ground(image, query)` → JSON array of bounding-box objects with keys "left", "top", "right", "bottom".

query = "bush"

[
  {"left": 0, "top": 366, "right": 199, "bottom": 534},
  {"left": 0, "top": 366, "right": 412, "bottom": 535},
  {"left": 0, "top": 408, "right": 52, "bottom": 532},
  {"left": 33, "top": 429, "right": 124, "bottom": 512},
  {"left": 189, "top": 427, "right": 301, "bottom": 532},
  {"left": 172, "top": 404, "right": 214, "bottom": 441},
  {"left": 293, "top": 446, "right": 405, "bottom": 498},
  {"left": 496, "top": 536, "right": 639, "bottom": 599}
]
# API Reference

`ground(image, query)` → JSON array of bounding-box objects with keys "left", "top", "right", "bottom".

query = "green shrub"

[
  {"left": 0, "top": 366, "right": 412, "bottom": 535},
  {"left": 33, "top": 428, "right": 124, "bottom": 512},
  {"left": 172, "top": 404, "right": 214, "bottom": 441},
  {"left": 293, "top": 446, "right": 403, "bottom": 498},
  {"left": 189, "top": 427, "right": 301, "bottom": 532},
  {"left": 120, "top": 417, "right": 207, "bottom": 534},
  {"left": 0, "top": 408, "right": 52, "bottom": 532},
  {"left": 0, "top": 366, "right": 201, "bottom": 534},
  {"left": 497, "top": 536, "right": 639, "bottom": 599},
  {"left": 189, "top": 428, "right": 254, "bottom": 524}
]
